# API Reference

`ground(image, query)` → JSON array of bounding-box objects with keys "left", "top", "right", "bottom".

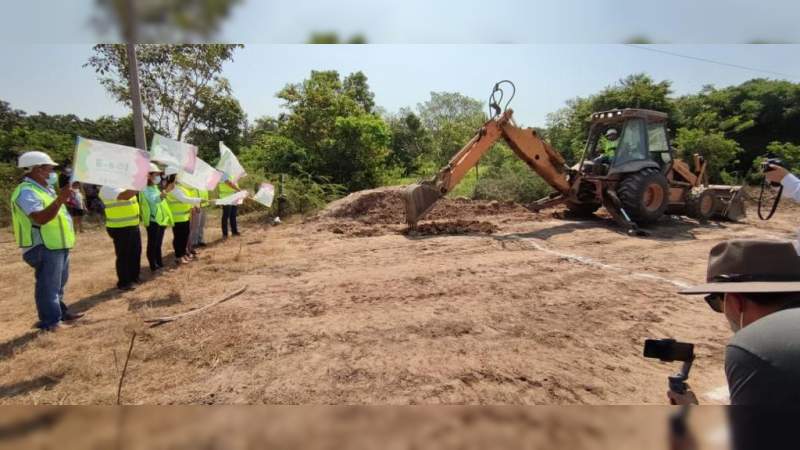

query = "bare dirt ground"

[
  {"left": 0, "top": 406, "right": 731, "bottom": 450},
  {"left": 0, "top": 187, "right": 796, "bottom": 406}
]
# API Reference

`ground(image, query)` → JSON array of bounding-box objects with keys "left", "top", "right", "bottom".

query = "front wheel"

[{"left": 617, "top": 168, "right": 669, "bottom": 224}]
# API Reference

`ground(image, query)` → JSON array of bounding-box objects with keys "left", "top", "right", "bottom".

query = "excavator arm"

[{"left": 404, "top": 109, "right": 573, "bottom": 225}]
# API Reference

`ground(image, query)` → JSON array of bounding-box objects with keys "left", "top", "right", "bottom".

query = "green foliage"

[
  {"left": 272, "top": 70, "right": 392, "bottom": 192},
  {"left": 675, "top": 79, "right": 800, "bottom": 170},
  {"left": 86, "top": 44, "right": 243, "bottom": 141},
  {"left": 417, "top": 92, "right": 485, "bottom": 166},
  {"left": 92, "top": 0, "right": 243, "bottom": 42},
  {"left": 472, "top": 146, "right": 553, "bottom": 203},
  {"left": 673, "top": 128, "right": 742, "bottom": 181},
  {"left": 546, "top": 74, "right": 676, "bottom": 164},
  {"left": 186, "top": 94, "right": 247, "bottom": 163},
  {"left": 240, "top": 134, "right": 308, "bottom": 176},
  {"left": 0, "top": 162, "right": 22, "bottom": 226},
  {"left": 307, "top": 32, "right": 368, "bottom": 44},
  {"left": 385, "top": 109, "right": 433, "bottom": 175}
]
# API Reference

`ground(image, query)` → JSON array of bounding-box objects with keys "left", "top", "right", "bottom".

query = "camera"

[
  {"left": 643, "top": 339, "right": 695, "bottom": 394},
  {"left": 761, "top": 157, "right": 786, "bottom": 173}
]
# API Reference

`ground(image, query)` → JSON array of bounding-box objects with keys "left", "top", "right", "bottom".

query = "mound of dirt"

[
  {"left": 322, "top": 187, "right": 406, "bottom": 225},
  {"left": 404, "top": 220, "right": 498, "bottom": 236},
  {"left": 320, "top": 186, "right": 534, "bottom": 226}
]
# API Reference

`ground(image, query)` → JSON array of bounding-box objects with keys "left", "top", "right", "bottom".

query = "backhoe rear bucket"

[
  {"left": 708, "top": 185, "right": 746, "bottom": 221},
  {"left": 403, "top": 182, "right": 443, "bottom": 225}
]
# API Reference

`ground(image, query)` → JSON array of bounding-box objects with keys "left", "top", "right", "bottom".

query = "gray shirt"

[{"left": 725, "top": 307, "right": 800, "bottom": 405}]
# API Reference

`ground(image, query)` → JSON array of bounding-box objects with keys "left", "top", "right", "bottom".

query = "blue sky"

[
  {"left": 2, "top": 0, "right": 799, "bottom": 44},
  {"left": 1, "top": 44, "right": 798, "bottom": 129}
]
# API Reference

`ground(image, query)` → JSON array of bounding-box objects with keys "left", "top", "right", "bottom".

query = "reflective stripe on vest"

[
  {"left": 102, "top": 195, "right": 140, "bottom": 228},
  {"left": 10, "top": 182, "right": 76, "bottom": 250},
  {"left": 166, "top": 185, "right": 193, "bottom": 223}
]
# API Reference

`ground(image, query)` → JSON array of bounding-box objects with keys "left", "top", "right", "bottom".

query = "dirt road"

[{"left": 0, "top": 188, "right": 796, "bottom": 405}]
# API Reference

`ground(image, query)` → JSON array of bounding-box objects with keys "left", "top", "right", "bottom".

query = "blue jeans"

[{"left": 22, "top": 246, "right": 69, "bottom": 329}]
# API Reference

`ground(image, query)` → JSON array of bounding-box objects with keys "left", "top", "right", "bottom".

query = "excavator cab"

[{"left": 582, "top": 109, "right": 670, "bottom": 177}]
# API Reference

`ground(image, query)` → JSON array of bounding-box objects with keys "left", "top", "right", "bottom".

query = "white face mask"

[
  {"left": 154, "top": 175, "right": 162, "bottom": 184},
  {"left": 47, "top": 172, "right": 58, "bottom": 187}
]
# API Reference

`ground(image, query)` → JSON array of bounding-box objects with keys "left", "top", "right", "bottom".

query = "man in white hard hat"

[{"left": 10, "top": 151, "right": 83, "bottom": 331}]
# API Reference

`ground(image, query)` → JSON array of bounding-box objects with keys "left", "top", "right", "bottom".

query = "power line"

[{"left": 624, "top": 44, "right": 800, "bottom": 80}]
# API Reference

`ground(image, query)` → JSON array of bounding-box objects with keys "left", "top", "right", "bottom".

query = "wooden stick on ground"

[
  {"left": 116, "top": 332, "right": 136, "bottom": 405},
  {"left": 143, "top": 285, "right": 248, "bottom": 326}
]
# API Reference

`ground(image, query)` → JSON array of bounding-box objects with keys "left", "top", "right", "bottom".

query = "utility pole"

[{"left": 122, "top": 0, "right": 146, "bottom": 151}]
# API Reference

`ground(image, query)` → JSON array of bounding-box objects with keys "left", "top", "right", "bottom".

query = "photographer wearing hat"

[{"left": 673, "top": 239, "right": 800, "bottom": 407}]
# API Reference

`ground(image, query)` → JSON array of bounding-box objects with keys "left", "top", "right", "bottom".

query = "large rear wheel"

[
  {"left": 686, "top": 189, "right": 716, "bottom": 221},
  {"left": 617, "top": 168, "right": 669, "bottom": 224}
]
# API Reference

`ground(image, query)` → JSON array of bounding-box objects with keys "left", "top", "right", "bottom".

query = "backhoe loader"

[{"left": 403, "top": 83, "right": 745, "bottom": 235}]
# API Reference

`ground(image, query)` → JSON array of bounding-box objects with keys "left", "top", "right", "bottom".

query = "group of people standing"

[{"left": 10, "top": 150, "right": 244, "bottom": 331}]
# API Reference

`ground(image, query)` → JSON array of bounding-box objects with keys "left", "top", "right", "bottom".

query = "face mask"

[
  {"left": 47, "top": 172, "right": 58, "bottom": 187},
  {"left": 154, "top": 175, "right": 162, "bottom": 184}
]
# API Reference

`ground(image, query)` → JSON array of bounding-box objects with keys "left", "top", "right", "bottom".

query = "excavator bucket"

[
  {"left": 403, "top": 181, "right": 443, "bottom": 225},
  {"left": 708, "top": 185, "right": 747, "bottom": 221}
]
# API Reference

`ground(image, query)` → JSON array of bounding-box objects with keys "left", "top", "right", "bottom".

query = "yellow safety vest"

[
  {"left": 139, "top": 186, "right": 174, "bottom": 227},
  {"left": 10, "top": 181, "right": 76, "bottom": 250},
  {"left": 199, "top": 189, "right": 210, "bottom": 208},
  {"left": 218, "top": 181, "right": 238, "bottom": 198},
  {"left": 102, "top": 192, "right": 140, "bottom": 228},
  {"left": 166, "top": 184, "right": 194, "bottom": 223}
]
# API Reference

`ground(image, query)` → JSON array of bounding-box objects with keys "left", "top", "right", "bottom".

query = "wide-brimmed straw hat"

[{"left": 679, "top": 239, "right": 800, "bottom": 295}]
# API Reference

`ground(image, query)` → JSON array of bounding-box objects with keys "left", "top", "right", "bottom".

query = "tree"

[
  {"left": 307, "top": 32, "right": 367, "bottom": 44},
  {"left": 417, "top": 92, "right": 485, "bottom": 166},
  {"left": 673, "top": 128, "right": 742, "bottom": 182},
  {"left": 86, "top": 44, "right": 243, "bottom": 141},
  {"left": 386, "top": 108, "right": 432, "bottom": 175},
  {"left": 186, "top": 94, "right": 247, "bottom": 162},
  {"left": 274, "top": 70, "right": 391, "bottom": 191},
  {"left": 92, "top": 0, "right": 244, "bottom": 42},
  {"left": 675, "top": 79, "right": 800, "bottom": 171}
]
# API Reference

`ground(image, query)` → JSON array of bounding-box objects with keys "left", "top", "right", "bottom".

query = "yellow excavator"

[{"left": 403, "top": 81, "right": 745, "bottom": 235}]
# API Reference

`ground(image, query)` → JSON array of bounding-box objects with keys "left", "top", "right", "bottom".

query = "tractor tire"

[
  {"left": 686, "top": 189, "right": 716, "bottom": 221},
  {"left": 565, "top": 201, "right": 601, "bottom": 217},
  {"left": 617, "top": 168, "right": 670, "bottom": 224}
]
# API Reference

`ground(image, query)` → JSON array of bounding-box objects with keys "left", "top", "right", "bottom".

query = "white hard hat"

[
  {"left": 18, "top": 151, "right": 58, "bottom": 169},
  {"left": 164, "top": 166, "right": 179, "bottom": 176},
  {"left": 149, "top": 162, "right": 162, "bottom": 173}
]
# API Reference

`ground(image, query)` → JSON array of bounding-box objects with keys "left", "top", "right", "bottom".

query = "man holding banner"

[{"left": 100, "top": 184, "right": 142, "bottom": 291}]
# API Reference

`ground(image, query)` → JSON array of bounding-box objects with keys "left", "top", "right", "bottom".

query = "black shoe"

[
  {"left": 118, "top": 284, "right": 135, "bottom": 292},
  {"left": 62, "top": 311, "right": 85, "bottom": 322},
  {"left": 232, "top": 232, "right": 241, "bottom": 237}
]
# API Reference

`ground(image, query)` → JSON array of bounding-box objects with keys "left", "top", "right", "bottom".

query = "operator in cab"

[{"left": 591, "top": 128, "right": 619, "bottom": 172}]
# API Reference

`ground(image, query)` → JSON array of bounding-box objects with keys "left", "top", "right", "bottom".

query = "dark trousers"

[
  {"left": 172, "top": 221, "right": 190, "bottom": 259},
  {"left": 107, "top": 225, "right": 142, "bottom": 288},
  {"left": 221, "top": 205, "right": 239, "bottom": 236},
  {"left": 146, "top": 222, "right": 166, "bottom": 271}
]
